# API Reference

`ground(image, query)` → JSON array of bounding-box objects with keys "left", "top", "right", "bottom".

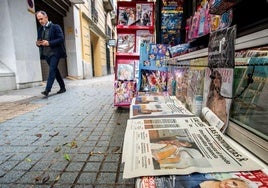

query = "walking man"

[{"left": 36, "top": 10, "right": 66, "bottom": 97}]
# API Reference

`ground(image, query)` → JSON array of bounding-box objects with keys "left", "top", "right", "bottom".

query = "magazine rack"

[{"left": 114, "top": 1, "right": 155, "bottom": 107}]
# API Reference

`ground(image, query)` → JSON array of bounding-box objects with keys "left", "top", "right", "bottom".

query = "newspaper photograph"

[
  {"left": 122, "top": 118, "right": 263, "bottom": 179},
  {"left": 122, "top": 117, "right": 206, "bottom": 163}
]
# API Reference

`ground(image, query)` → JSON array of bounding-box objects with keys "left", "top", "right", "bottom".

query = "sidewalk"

[{"left": 0, "top": 75, "right": 135, "bottom": 187}]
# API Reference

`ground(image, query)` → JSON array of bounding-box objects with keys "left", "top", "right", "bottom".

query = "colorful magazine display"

[{"left": 115, "top": 1, "right": 155, "bottom": 107}]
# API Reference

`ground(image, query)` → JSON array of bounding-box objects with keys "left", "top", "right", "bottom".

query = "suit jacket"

[{"left": 37, "top": 22, "right": 67, "bottom": 59}]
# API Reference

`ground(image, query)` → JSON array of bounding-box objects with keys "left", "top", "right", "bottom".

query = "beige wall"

[{"left": 79, "top": 1, "right": 114, "bottom": 77}]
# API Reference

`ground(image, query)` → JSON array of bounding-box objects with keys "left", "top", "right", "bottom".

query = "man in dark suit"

[{"left": 36, "top": 10, "right": 66, "bottom": 97}]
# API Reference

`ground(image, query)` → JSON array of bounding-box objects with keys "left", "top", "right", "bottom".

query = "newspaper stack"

[
  {"left": 129, "top": 95, "right": 194, "bottom": 119},
  {"left": 122, "top": 116, "right": 263, "bottom": 179}
]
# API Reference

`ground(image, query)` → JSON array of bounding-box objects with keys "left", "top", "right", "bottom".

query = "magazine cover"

[
  {"left": 167, "top": 65, "right": 177, "bottom": 96},
  {"left": 188, "top": 11, "right": 200, "bottom": 40},
  {"left": 168, "top": 43, "right": 190, "bottom": 58},
  {"left": 161, "top": 29, "right": 182, "bottom": 46},
  {"left": 161, "top": 0, "right": 184, "bottom": 11},
  {"left": 202, "top": 67, "right": 233, "bottom": 132},
  {"left": 139, "top": 42, "right": 151, "bottom": 65},
  {"left": 118, "top": 6, "right": 136, "bottom": 26},
  {"left": 114, "top": 80, "right": 136, "bottom": 106},
  {"left": 203, "top": 25, "right": 236, "bottom": 132},
  {"left": 136, "top": 3, "right": 153, "bottom": 26},
  {"left": 136, "top": 170, "right": 268, "bottom": 188},
  {"left": 136, "top": 30, "right": 155, "bottom": 56},
  {"left": 140, "top": 69, "right": 168, "bottom": 93},
  {"left": 149, "top": 43, "right": 170, "bottom": 62},
  {"left": 117, "top": 33, "right": 135, "bottom": 53},
  {"left": 186, "top": 58, "right": 207, "bottom": 117},
  {"left": 208, "top": 25, "right": 236, "bottom": 68},
  {"left": 116, "top": 60, "right": 135, "bottom": 80},
  {"left": 173, "top": 61, "right": 190, "bottom": 104},
  {"left": 161, "top": 11, "right": 183, "bottom": 30}
]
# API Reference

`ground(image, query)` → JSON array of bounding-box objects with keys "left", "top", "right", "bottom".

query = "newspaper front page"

[
  {"left": 122, "top": 117, "right": 263, "bottom": 179},
  {"left": 129, "top": 96, "right": 194, "bottom": 119}
]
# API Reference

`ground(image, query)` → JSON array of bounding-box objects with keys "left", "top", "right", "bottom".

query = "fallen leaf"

[
  {"left": 111, "top": 146, "right": 120, "bottom": 153},
  {"left": 49, "top": 132, "right": 59, "bottom": 137},
  {"left": 25, "top": 158, "right": 32, "bottom": 162},
  {"left": 54, "top": 146, "right": 61, "bottom": 152},
  {"left": 35, "top": 133, "right": 42, "bottom": 138},
  {"left": 35, "top": 176, "right": 41, "bottom": 182},
  {"left": 64, "top": 154, "right": 71, "bottom": 161},
  {"left": 55, "top": 175, "right": 60, "bottom": 182},
  {"left": 62, "top": 142, "right": 68, "bottom": 146},
  {"left": 69, "top": 140, "right": 77, "bottom": 149},
  {"left": 42, "top": 175, "right": 50, "bottom": 184}
]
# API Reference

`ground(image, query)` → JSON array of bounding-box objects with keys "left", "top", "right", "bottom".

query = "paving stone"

[
  {"left": 95, "top": 172, "right": 116, "bottom": 184},
  {"left": 56, "top": 171, "right": 79, "bottom": 184},
  {"left": 76, "top": 172, "right": 97, "bottom": 184},
  {"left": 0, "top": 76, "right": 133, "bottom": 187},
  {"left": 0, "top": 170, "right": 26, "bottom": 184},
  {"left": 100, "top": 162, "right": 119, "bottom": 172},
  {"left": 65, "top": 162, "right": 84, "bottom": 172},
  {"left": 83, "top": 162, "right": 101, "bottom": 172}
]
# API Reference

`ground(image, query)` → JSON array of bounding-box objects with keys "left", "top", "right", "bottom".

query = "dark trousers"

[{"left": 45, "top": 55, "right": 65, "bottom": 92}]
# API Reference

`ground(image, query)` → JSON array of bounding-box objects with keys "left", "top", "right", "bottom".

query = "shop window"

[{"left": 228, "top": 44, "right": 268, "bottom": 164}]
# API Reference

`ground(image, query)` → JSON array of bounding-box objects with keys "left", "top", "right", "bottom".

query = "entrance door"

[
  {"left": 91, "top": 43, "right": 95, "bottom": 77},
  {"left": 106, "top": 44, "right": 111, "bottom": 74}
]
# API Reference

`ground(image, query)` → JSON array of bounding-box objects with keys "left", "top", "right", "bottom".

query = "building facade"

[{"left": 0, "top": 0, "right": 115, "bottom": 91}]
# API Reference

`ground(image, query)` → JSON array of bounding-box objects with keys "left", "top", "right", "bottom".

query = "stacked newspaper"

[
  {"left": 129, "top": 96, "right": 194, "bottom": 119},
  {"left": 122, "top": 117, "right": 263, "bottom": 179}
]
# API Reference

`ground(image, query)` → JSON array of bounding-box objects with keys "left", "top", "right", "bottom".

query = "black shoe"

[
  {"left": 41, "top": 90, "right": 49, "bottom": 97},
  {"left": 57, "top": 88, "right": 66, "bottom": 94}
]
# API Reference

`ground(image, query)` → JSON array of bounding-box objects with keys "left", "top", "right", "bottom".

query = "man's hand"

[{"left": 36, "top": 40, "right": 49, "bottom": 46}]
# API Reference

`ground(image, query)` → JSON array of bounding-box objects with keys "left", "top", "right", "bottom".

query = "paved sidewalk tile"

[{"left": 0, "top": 75, "right": 135, "bottom": 187}]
